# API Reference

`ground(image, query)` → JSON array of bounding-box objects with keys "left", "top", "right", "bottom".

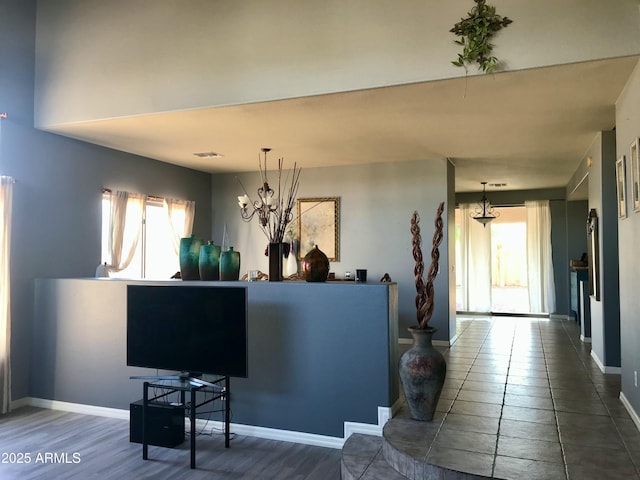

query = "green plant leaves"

[{"left": 450, "top": 0, "right": 512, "bottom": 74}]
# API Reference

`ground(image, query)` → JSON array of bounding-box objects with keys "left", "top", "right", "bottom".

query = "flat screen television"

[{"left": 127, "top": 284, "right": 248, "bottom": 378}]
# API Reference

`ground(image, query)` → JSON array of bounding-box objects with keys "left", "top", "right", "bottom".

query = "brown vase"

[{"left": 302, "top": 245, "right": 329, "bottom": 282}]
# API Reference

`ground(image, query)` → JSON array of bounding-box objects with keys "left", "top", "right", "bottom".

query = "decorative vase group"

[
  {"left": 179, "top": 235, "right": 240, "bottom": 281},
  {"left": 399, "top": 326, "right": 446, "bottom": 421}
]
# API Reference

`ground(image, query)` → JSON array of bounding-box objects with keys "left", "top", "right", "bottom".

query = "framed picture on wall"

[
  {"left": 616, "top": 155, "right": 627, "bottom": 218},
  {"left": 631, "top": 137, "right": 640, "bottom": 212},
  {"left": 297, "top": 197, "right": 340, "bottom": 261},
  {"left": 587, "top": 208, "right": 600, "bottom": 301}
]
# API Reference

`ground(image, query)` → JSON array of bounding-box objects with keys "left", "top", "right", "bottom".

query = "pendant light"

[{"left": 472, "top": 182, "right": 499, "bottom": 227}]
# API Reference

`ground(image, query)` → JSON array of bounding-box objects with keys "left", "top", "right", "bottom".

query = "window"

[{"left": 101, "top": 192, "right": 192, "bottom": 279}]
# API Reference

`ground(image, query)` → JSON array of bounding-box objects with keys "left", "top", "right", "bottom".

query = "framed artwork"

[
  {"left": 631, "top": 138, "right": 640, "bottom": 212},
  {"left": 297, "top": 197, "right": 340, "bottom": 261},
  {"left": 616, "top": 155, "right": 626, "bottom": 219},
  {"left": 587, "top": 208, "right": 600, "bottom": 301}
]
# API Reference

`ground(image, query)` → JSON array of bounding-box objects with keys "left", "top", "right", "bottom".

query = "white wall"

[
  {"left": 211, "top": 158, "right": 453, "bottom": 340},
  {"left": 586, "top": 130, "right": 621, "bottom": 370},
  {"left": 586, "top": 135, "right": 605, "bottom": 365},
  {"left": 34, "top": 0, "right": 640, "bottom": 127},
  {"left": 616, "top": 59, "right": 640, "bottom": 414}
]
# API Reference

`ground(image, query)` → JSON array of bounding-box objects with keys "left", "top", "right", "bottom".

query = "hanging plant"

[{"left": 450, "top": 0, "right": 512, "bottom": 74}]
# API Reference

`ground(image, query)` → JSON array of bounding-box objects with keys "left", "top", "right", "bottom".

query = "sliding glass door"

[{"left": 455, "top": 206, "right": 530, "bottom": 314}]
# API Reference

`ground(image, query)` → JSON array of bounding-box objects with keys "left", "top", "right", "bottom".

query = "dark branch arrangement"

[
  {"left": 450, "top": 0, "right": 512, "bottom": 74},
  {"left": 237, "top": 151, "right": 302, "bottom": 244},
  {"left": 411, "top": 202, "right": 445, "bottom": 329}
]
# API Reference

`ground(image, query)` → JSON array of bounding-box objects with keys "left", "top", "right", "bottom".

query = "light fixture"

[
  {"left": 472, "top": 181, "right": 499, "bottom": 227},
  {"left": 237, "top": 148, "right": 301, "bottom": 243}
]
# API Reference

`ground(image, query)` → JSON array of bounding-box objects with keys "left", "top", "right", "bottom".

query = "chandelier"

[
  {"left": 472, "top": 182, "right": 499, "bottom": 227},
  {"left": 237, "top": 148, "right": 301, "bottom": 243}
]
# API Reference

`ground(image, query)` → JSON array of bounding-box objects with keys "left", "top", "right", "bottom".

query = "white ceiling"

[{"left": 43, "top": 56, "right": 639, "bottom": 194}]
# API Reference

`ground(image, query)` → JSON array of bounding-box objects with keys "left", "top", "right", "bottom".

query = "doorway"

[
  {"left": 490, "top": 206, "right": 528, "bottom": 313},
  {"left": 455, "top": 206, "right": 530, "bottom": 314}
]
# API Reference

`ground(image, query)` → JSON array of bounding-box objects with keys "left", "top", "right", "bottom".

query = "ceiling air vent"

[{"left": 193, "top": 152, "right": 223, "bottom": 158}]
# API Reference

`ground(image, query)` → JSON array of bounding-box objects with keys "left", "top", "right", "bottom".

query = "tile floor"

[{"left": 389, "top": 315, "right": 640, "bottom": 479}]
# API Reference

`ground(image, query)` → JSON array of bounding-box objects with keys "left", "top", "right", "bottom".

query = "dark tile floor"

[{"left": 387, "top": 315, "right": 640, "bottom": 479}]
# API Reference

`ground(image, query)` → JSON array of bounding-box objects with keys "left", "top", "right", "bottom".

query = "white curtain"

[
  {"left": 0, "top": 176, "right": 13, "bottom": 414},
  {"left": 164, "top": 198, "right": 196, "bottom": 255},
  {"left": 107, "top": 191, "right": 145, "bottom": 273},
  {"left": 525, "top": 200, "right": 556, "bottom": 313},
  {"left": 458, "top": 203, "right": 492, "bottom": 312}
]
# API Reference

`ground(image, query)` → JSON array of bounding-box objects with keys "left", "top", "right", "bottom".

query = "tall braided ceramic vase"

[{"left": 399, "top": 326, "right": 446, "bottom": 421}]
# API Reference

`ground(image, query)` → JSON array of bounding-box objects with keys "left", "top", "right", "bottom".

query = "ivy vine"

[{"left": 450, "top": 0, "right": 512, "bottom": 74}]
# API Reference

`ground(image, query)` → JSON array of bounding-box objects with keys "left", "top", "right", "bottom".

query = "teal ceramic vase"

[
  {"left": 220, "top": 247, "right": 241, "bottom": 281},
  {"left": 199, "top": 241, "right": 222, "bottom": 281},
  {"left": 179, "top": 235, "right": 203, "bottom": 280}
]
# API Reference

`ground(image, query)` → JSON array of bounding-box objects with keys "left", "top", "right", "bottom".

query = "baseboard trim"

[
  {"left": 590, "top": 351, "right": 621, "bottom": 374},
  {"left": 550, "top": 314, "right": 570, "bottom": 321},
  {"left": 10, "top": 397, "right": 32, "bottom": 410},
  {"left": 620, "top": 392, "right": 640, "bottom": 432},
  {"left": 220, "top": 421, "right": 344, "bottom": 449},
  {"left": 400, "top": 337, "right": 456, "bottom": 347},
  {"left": 25, "top": 397, "right": 130, "bottom": 420},
  {"left": 580, "top": 334, "right": 592, "bottom": 343},
  {"left": 14, "top": 397, "right": 399, "bottom": 450},
  {"left": 343, "top": 404, "right": 398, "bottom": 442}
]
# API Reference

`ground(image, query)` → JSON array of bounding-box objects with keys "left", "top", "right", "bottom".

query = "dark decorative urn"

[{"left": 302, "top": 245, "right": 329, "bottom": 282}]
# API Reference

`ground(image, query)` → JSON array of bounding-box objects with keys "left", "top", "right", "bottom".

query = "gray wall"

[
  {"left": 566, "top": 200, "right": 588, "bottom": 262},
  {"left": 586, "top": 131, "right": 621, "bottom": 368},
  {"left": 0, "top": 0, "right": 212, "bottom": 402},
  {"left": 211, "top": 158, "right": 453, "bottom": 341},
  {"left": 33, "top": 279, "right": 399, "bottom": 438},
  {"left": 447, "top": 160, "right": 457, "bottom": 339},
  {"left": 455, "top": 188, "right": 571, "bottom": 316},
  {"left": 616, "top": 59, "right": 640, "bottom": 411},
  {"left": 550, "top": 199, "right": 569, "bottom": 317}
]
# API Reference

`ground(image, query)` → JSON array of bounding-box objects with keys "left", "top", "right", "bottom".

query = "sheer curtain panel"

[
  {"left": 164, "top": 198, "right": 196, "bottom": 255},
  {"left": 458, "top": 203, "right": 492, "bottom": 312},
  {"left": 525, "top": 200, "right": 556, "bottom": 313},
  {"left": 0, "top": 176, "right": 13, "bottom": 413},
  {"left": 107, "top": 191, "right": 145, "bottom": 273}
]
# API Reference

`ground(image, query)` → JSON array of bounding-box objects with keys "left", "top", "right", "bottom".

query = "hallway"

[{"left": 343, "top": 315, "right": 640, "bottom": 479}]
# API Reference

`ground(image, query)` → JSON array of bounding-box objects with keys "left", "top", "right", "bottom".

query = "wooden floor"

[{"left": 0, "top": 407, "right": 342, "bottom": 479}]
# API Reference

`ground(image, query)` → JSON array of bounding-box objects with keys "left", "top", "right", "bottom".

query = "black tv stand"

[
  {"left": 130, "top": 374, "right": 230, "bottom": 469},
  {"left": 131, "top": 374, "right": 225, "bottom": 391}
]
